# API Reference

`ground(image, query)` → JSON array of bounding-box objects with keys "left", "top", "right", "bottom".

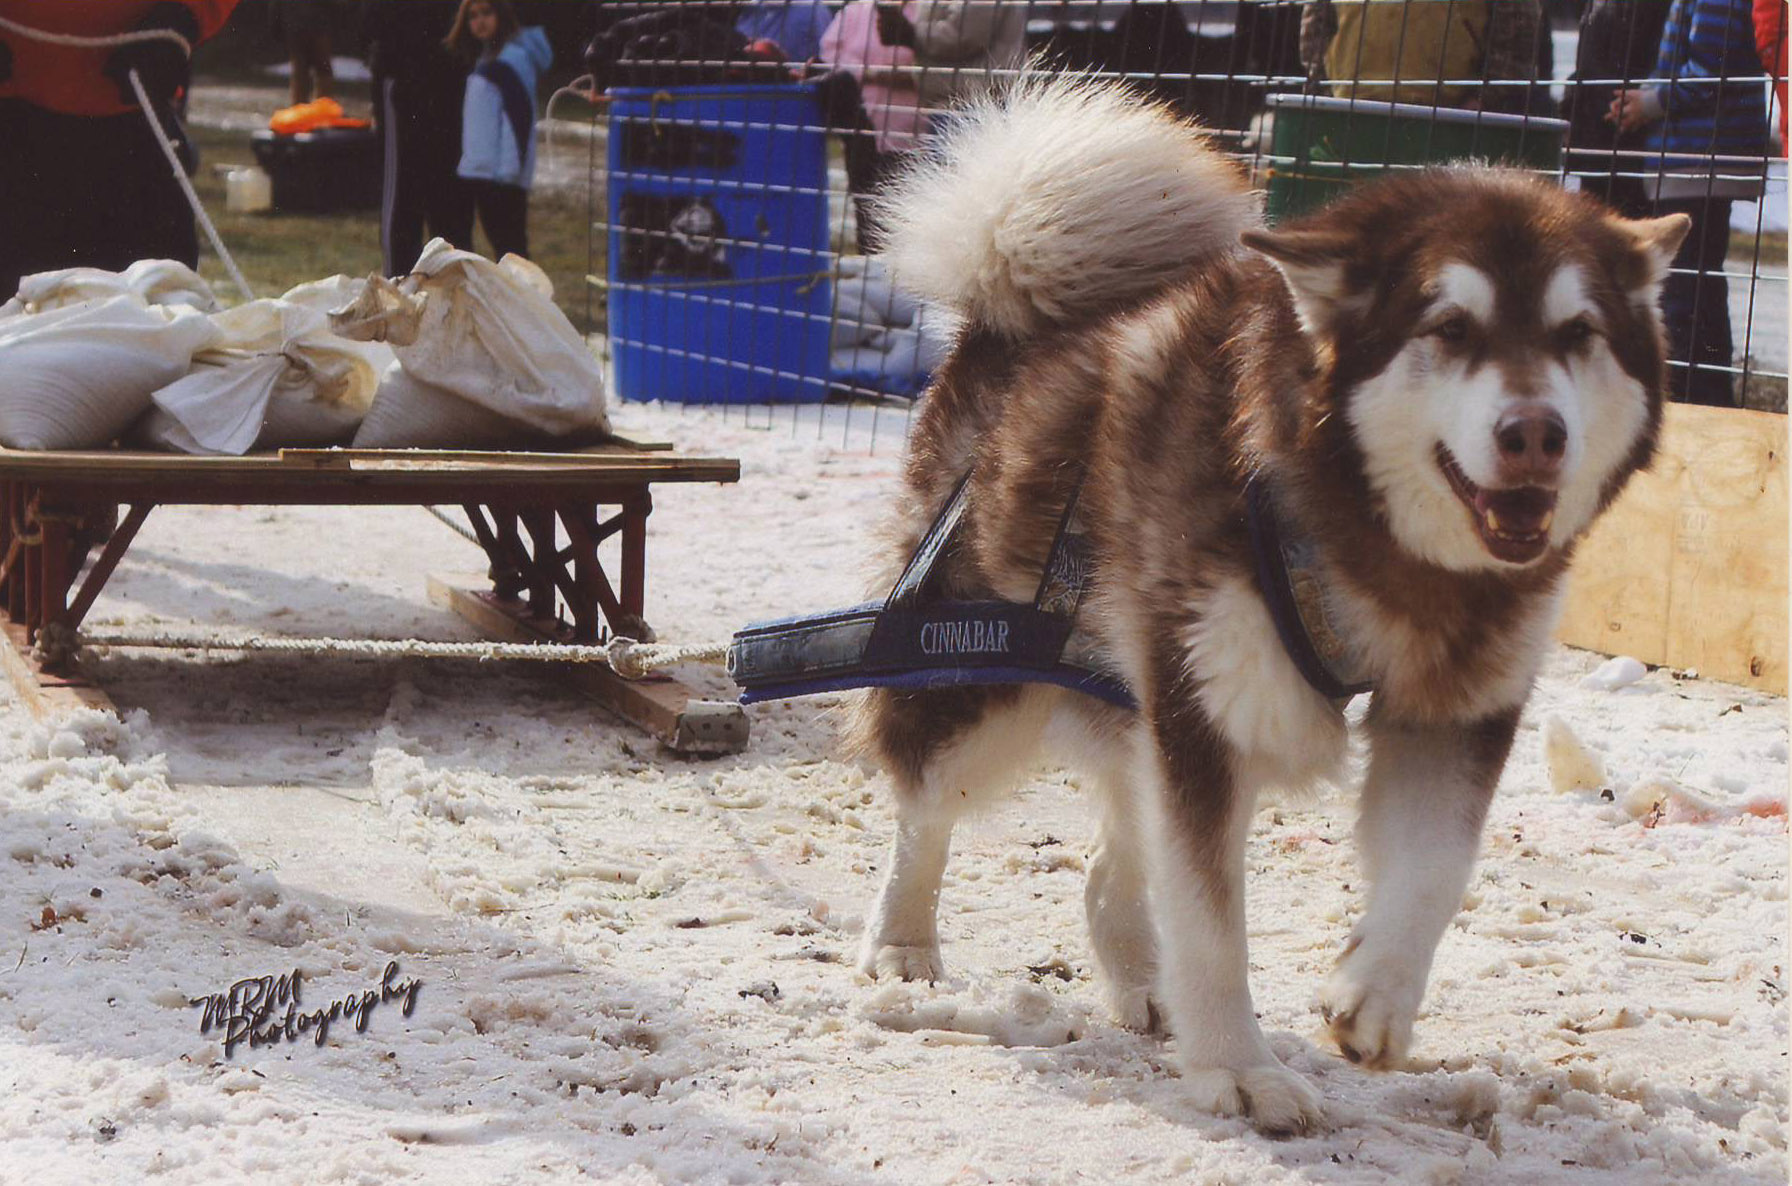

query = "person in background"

[
  {"left": 1610, "top": 0, "right": 1770, "bottom": 407},
  {"left": 363, "top": 0, "right": 474, "bottom": 276},
  {"left": 872, "top": 0, "right": 1025, "bottom": 116},
  {"left": 1754, "top": 0, "right": 1787, "bottom": 148},
  {"left": 446, "top": 0, "right": 552, "bottom": 261},
  {"left": 0, "top": 0, "right": 240, "bottom": 301},
  {"left": 736, "top": 0, "right": 834, "bottom": 63},
  {"left": 1299, "top": 0, "right": 1547, "bottom": 116},
  {"left": 272, "top": 0, "right": 339, "bottom": 106},
  {"left": 1565, "top": 0, "right": 1673, "bottom": 217},
  {"left": 817, "top": 0, "right": 921, "bottom": 251}
]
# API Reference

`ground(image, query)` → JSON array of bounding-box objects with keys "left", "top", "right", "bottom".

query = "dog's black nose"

[{"left": 1494, "top": 407, "right": 1567, "bottom": 480}]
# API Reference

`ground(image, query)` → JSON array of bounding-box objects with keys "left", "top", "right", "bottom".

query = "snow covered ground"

[{"left": 0, "top": 403, "right": 1785, "bottom": 1185}]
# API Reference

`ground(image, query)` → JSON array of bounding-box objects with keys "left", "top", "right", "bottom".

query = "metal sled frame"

[
  {"left": 728, "top": 470, "right": 1137, "bottom": 710},
  {"left": 0, "top": 440, "right": 748, "bottom": 753}
]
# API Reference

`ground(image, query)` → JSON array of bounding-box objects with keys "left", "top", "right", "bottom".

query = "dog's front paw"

[
  {"left": 1183, "top": 1064, "right": 1324, "bottom": 1135},
  {"left": 1319, "top": 949, "right": 1424, "bottom": 1069},
  {"left": 859, "top": 943, "right": 944, "bottom": 983}
]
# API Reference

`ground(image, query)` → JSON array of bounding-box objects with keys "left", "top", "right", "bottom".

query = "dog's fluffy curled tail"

[{"left": 877, "top": 73, "right": 1260, "bottom": 339}]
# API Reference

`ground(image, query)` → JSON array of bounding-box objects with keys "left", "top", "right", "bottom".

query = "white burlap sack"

[
  {"left": 279, "top": 274, "right": 367, "bottom": 313},
  {"left": 330, "top": 238, "right": 609, "bottom": 442},
  {"left": 0, "top": 296, "right": 223, "bottom": 449},
  {"left": 0, "top": 259, "right": 219, "bottom": 320},
  {"left": 145, "top": 298, "right": 394, "bottom": 455},
  {"left": 352, "top": 361, "right": 538, "bottom": 449}
]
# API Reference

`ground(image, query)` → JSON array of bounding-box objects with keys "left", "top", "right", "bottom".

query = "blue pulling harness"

[{"left": 725, "top": 470, "right": 1373, "bottom": 710}]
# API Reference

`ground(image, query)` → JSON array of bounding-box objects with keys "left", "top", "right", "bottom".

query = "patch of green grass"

[
  {"left": 530, "top": 190, "right": 604, "bottom": 335},
  {"left": 1732, "top": 229, "right": 1788, "bottom": 266},
  {"left": 189, "top": 126, "right": 379, "bottom": 300},
  {"left": 188, "top": 126, "right": 600, "bottom": 330}
]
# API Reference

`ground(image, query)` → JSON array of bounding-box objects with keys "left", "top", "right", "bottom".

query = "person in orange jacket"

[
  {"left": 0, "top": 1, "right": 241, "bottom": 300},
  {"left": 1756, "top": 0, "right": 1788, "bottom": 148}
]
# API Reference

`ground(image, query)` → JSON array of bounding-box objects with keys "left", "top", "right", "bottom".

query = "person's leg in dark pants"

[
  {"left": 0, "top": 99, "right": 39, "bottom": 300},
  {"left": 813, "top": 70, "right": 897, "bottom": 252},
  {"left": 471, "top": 180, "right": 530, "bottom": 259},
  {"left": 304, "top": 30, "right": 335, "bottom": 101},
  {"left": 289, "top": 39, "right": 314, "bottom": 105},
  {"left": 1655, "top": 197, "right": 1736, "bottom": 407},
  {"left": 1, "top": 102, "right": 196, "bottom": 298},
  {"left": 379, "top": 81, "right": 428, "bottom": 275},
  {"left": 422, "top": 133, "right": 475, "bottom": 252},
  {"left": 379, "top": 81, "right": 419, "bottom": 274},
  {"left": 382, "top": 79, "right": 477, "bottom": 274},
  {"left": 107, "top": 112, "right": 199, "bottom": 269}
]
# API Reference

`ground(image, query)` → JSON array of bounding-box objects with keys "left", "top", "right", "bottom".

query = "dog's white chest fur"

[{"left": 1182, "top": 575, "right": 1349, "bottom": 793}]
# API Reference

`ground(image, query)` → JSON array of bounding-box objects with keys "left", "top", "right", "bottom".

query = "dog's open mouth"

[{"left": 1436, "top": 445, "right": 1556, "bottom": 565}]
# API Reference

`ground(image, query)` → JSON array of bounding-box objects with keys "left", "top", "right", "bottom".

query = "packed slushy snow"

[{"left": 0, "top": 403, "right": 1783, "bottom": 1184}]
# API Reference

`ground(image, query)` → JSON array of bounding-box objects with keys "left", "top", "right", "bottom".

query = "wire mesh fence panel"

[{"left": 568, "top": 0, "right": 1787, "bottom": 450}]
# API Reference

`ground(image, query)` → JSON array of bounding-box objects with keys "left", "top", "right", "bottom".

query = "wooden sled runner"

[{"left": 0, "top": 439, "right": 748, "bottom": 754}]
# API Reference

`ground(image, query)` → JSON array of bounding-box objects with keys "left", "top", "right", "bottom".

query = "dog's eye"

[
  {"left": 1556, "top": 317, "right": 1597, "bottom": 350},
  {"left": 1430, "top": 314, "right": 1472, "bottom": 344}
]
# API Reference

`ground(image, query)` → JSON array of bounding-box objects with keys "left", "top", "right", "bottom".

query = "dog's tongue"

[{"left": 1473, "top": 486, "right": 1556, "bottom": 538}]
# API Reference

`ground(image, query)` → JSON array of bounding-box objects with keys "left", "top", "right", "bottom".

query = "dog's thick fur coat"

[{"left": 851, "top": 75, "right": 1689, "bottom": 1132}]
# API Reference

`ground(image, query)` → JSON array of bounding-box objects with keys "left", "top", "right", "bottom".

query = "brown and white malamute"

[{"left": 848, "top": 75, "right": 1687, "bottom": 1132}]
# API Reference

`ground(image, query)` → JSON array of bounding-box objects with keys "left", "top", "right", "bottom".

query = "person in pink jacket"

[
  {"left": 822, "top": 0, "right": 924, "bottom": 154},
  {"left": 816, "top": 0, "right": 923, "bottom": 250}
]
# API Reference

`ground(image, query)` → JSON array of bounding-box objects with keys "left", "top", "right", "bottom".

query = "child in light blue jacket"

[{"left": 444, "top": 0, "right": 551, "bottom": 260}]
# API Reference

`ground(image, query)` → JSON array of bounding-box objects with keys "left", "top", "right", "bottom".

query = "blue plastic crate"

[{"left": 606, "top": 84, "right": 832, "bottom": 404}]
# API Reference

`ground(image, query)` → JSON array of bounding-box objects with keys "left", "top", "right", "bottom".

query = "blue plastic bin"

[{"left": 606, "top": 84, "right": 832, "bottom": 404}]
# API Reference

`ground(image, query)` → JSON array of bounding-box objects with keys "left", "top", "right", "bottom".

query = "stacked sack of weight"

[{"left": 0, "top": 239, "right": 609, "bottom": 453}]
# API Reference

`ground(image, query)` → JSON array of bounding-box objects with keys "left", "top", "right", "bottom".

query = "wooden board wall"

[{"left": 1558, "top": 403, "right": 1788, "bottom": 695}]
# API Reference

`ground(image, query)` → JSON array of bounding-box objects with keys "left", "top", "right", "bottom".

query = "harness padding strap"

[
  {"left": 1244, "top": 474, "right": 1375, "bottom": 700},
  {"left": 727, "top": 468, "right": 1136, "bottom": 710}
]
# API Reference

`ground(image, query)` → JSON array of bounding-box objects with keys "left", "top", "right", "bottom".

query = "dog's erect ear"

[
  {"left": 1617, "top": 213, "right": 1692, "bottom": 296},
  {"left": 1240, "top": 228, "right": 1359, "bottom": 335}
]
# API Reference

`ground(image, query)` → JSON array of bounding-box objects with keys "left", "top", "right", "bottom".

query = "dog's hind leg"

[
  {"left": 856, "top": 685, "right": 1054, "bottom": 982},
  {"left": 1320, "top": 705, "right": 1518, "bottom": 1068}
]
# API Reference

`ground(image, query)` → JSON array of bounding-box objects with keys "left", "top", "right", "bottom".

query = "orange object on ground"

[{"left": 269, "top": 96, "right": 370, "bottom": 134}]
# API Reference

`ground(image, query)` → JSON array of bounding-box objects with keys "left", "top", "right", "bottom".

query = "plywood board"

[
  {"left": 0, "top": 448, "right": 739, "bottom": 487},
  {"left": 1559, "top": 404, "right": 1787, "bottom": 693}
]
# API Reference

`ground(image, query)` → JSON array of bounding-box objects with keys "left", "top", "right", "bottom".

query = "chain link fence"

[{"left": 567, "top": 0, "right": 1786, "bottom": 447}]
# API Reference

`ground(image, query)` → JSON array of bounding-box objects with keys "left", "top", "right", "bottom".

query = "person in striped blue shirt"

[{"left": 1610, "top": 0, "right": 1771, "bottom": 407}]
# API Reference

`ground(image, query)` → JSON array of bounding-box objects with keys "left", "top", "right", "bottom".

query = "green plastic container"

[{"left": 1262, "top": 94, "right": 1569, "bottom": 222}]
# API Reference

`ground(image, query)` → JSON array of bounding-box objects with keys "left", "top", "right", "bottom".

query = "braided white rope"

[
  {"left": 611, "top": 638, "right": 731, "bottom": 676},
  {"left": 58, "top": 625, "right": 729, "bottom": 679},
  {"left": 126, "top": 68, "right": 256, "bottom": 303},
  {"left": 0, "top": 15, "right": 191, "bottom": 53},
  {"left": 424, "top": 505, "right": 482, "bottom": 546},
  {"left": 0, "top": 13, "right": 255, "bottom": 303}
]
